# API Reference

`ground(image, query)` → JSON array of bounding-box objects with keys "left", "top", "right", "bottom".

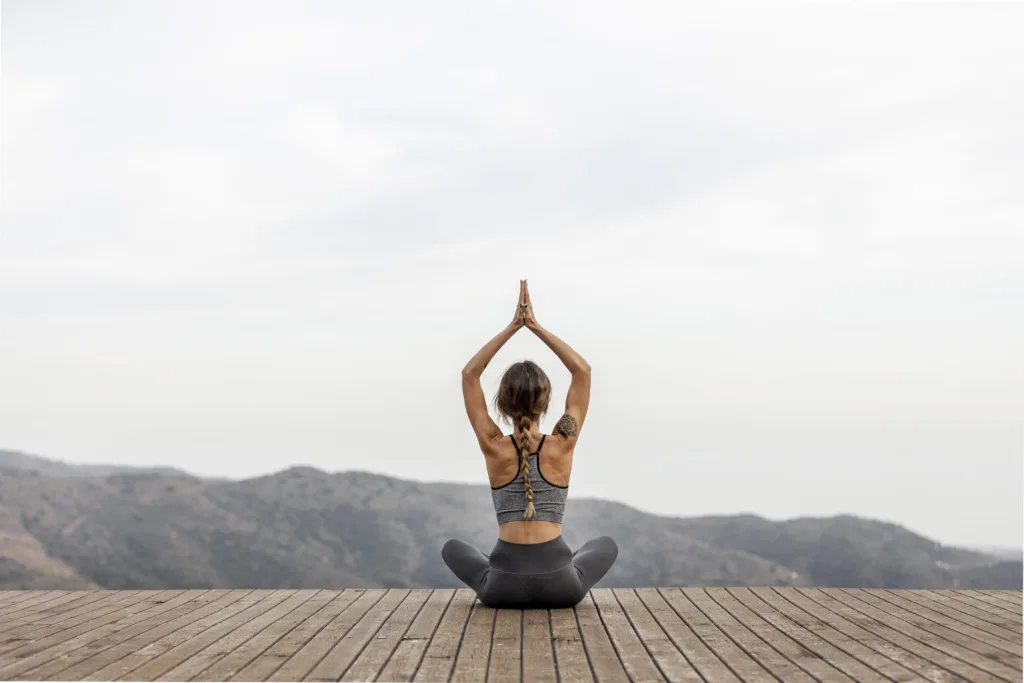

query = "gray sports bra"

[{"left": 490, "top": 435, "right": 569, "bottom": 524}]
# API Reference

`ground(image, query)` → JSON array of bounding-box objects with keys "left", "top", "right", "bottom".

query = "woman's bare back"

[{"left": 485, "top": 431, "right": 574, "bottom": 543}]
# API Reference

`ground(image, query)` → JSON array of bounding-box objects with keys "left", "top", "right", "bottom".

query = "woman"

[{"left": 442, "top": 280, "right": 618, "bottom": 609}]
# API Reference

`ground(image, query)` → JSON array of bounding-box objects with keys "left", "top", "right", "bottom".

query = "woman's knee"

[
  {"left": 441, "top": 538, "right": 468, "bottom": 567},
  {"left": 581, "top": 536, "right": 618, "bottom": 558}
]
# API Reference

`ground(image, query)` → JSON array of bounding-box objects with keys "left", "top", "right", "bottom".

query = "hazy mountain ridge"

[
  {"left": 0, "top": 453, "right": 1019, "bottom": 591},
  {"left": 0, "top": 449, "right": 188, "bottom": 479}
]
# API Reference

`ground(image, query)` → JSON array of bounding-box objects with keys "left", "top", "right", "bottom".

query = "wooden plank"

[
  {"left": 933, "top": 591, "right": 1024, "bottom": 629},
  {"left": 0, "top": 591, "right": 148, "bottom": 655},
  {"left": 485, "top": 607, "right": 522, "bottom": 683},
  {"left": 0, "top": 589, "right": 165, "bottom": 662},
  {"left": 810, "top": 588, "right": 1018, "bottom": 682},
  {"left": 199, "top": 590, "right": 338, "bottom": 682},
  {"left": 765, "top": 589, "right": 946, "bottom": 683},
  {"left": 19, "top": 590, "right": 224, "bottom": 681},
  {"left": 0, "top": 591, "right": 44, "bottom": 610},
  {"left": 111, "top": 590, "right": 293, "bottom": 681},
  {"left": 268, "top": 589, "right": 385, "bottom": 682},
  {"left": 0, "top": 592, "right": 24, "bottom": 608},
  {"left": 0, "top": 592, "right": 29, "bottom": 608},
  {"left": 302, "top": 588, "right": 410, "bottom": 681},
  {"left": 0, "top": 591, "right": 94, "bottom": 623},
  {"left": 575, "top": 593, "right": 628, "bottom": 683},
  {"left": 522, "top": 609, "right": 558, "bottom": 683},
  {"left": 0, "top": 591, "right": 64, "bottom": 619},
  {"left": 591, "top": 588, "right": 663, "bottom": 682},
  {"left": 229, "top": 590, "right": 361, "bottom": 682},
  {"left": 449, "top": 599, "right": 497, "bottom": 683},
  {"left": 74, "top": 590, "right": 274, "bottom": 682},
  {"left": 956, "top": 591, "right": 1024, "bottom": 619},
  {"left": 705, "top": 587, "right": 856, "bottom": 683},
  {"left": 844, "top": 589, "right": 1021, "bottom": 661},
  {"left": 0, "top": 589, "right": 187, "bottom": 681},
  {"left": 901, "top": 591, "right": 1023, "bottom": 638},
  {"left": 780, "top": 587, "right": 985, "bottom": 683},
  {"left": 0, "top": 590, "right": 130, "bottom": 631},
  {"left": 685, "top": 588, "right": 815, "bottom": 683},
  {"left": 633, "top": 588, "right": 739, "bottom": 683},
  {"left": 661, "top": 588, "right": 770, "bottom": 683},
  {"left": 412, "top": 589, "right": 474, "bottom": 683},
  {"left": 340, "top": 589, "right": 430, "bottom": 682},
  {"left": 2, "top": 588, "right": 1017, "bottom": 683},
  {"left": 0, "top": 590, "right": 115, "bottom": 631},
  {"left": 158, "top": 590, "right": 320, "bottom": 681},
  {"left": 660, "top": 588, "right": 773, "bottom": 683},
  {"left": 961, "top": 591, "right": 1023, "bottom": 616},
  {"left": 376, "top": 589, "right": 454, "bottom": 683},
  {"left": 730, "top": 588, "right": 895, "bottom": 683},
  {"left": 979, "top": 590, "right": 1021, "bottom": 605},
  {"left": 0, "top": 589, "right": 155, "bottom": 655},
  {"left": 550, "top": 607, "right": 593, "bottom": 683},
  {"left": 613, "top": 589, "right": 701, "bottom": 682}
]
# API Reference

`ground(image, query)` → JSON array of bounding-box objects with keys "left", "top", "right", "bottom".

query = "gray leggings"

[{"left": 441, "top": 535, "right": 618, "bottom": 609}]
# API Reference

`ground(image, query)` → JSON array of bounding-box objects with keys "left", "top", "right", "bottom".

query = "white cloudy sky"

[{"left": 2, "top": 1, "right": 1022, "bottom": 548}]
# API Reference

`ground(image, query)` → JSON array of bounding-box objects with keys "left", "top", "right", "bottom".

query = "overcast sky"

[{"left": 2, "top": 1, "right": 1022, "bottom": 548}]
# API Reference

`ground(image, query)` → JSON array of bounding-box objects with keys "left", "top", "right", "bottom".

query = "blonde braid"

[{"left": 517, "top": 414, "right": 536, "bottom": 520}]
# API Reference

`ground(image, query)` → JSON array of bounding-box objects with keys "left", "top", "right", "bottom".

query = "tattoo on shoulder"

[{"left": 554, "top": 413, "right": 578, "bottom": 438}]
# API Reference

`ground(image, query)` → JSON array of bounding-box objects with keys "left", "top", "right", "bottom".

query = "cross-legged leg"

[
  {"left": 572, "top": 536, "right": 618, "bottom": 591},
  {"left": 441, "top": 539, "right": 490, "bottom": 593}
]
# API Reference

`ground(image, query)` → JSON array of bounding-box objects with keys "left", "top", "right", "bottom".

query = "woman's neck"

[{"left": 513, "top": 422, "right": 542, "bottom": 441}]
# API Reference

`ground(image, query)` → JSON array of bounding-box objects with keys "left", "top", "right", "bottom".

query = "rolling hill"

[{"left": 0, "top": 451, "right": 1019, "bottom": 591}]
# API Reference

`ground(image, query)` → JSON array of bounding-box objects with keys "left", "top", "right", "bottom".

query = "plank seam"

[
  {"left": 875, "top": 589, "right": 1021, "bottom": 646},
  {"left": 1, "top": 589, "right": 216, "bottom": 681},
  {"left": 484, "top": 605, "right": 497, "bottom": 683},
  {"left": 262, "top": 589, "right": 364, "bottom": 681},
  {"left": 737, "top": 588, "right": 899, "bottom": 683},
  {"left": 840, "top": 588, "right": 1021, "bottom": 661},
  {"left": 191, "top": 589, "right": 322, "bottom": 681},
  {"left": 657, "top": 587, "right": 746, "bottom": 683},
  {"left": 110, "top": 589, "right": 290, "bottom": 681},
  {"left": 352, "top": 588, "right": 432, "bottom": 682},
  {"left": 785, "top": 587, "right": 966, "bottom": 683},
  {"left": 408, "top": 589, "right": 455, "bottom": 682},
  {"left": 10, "top": 590, "right": 190, "bottom": 675},
  {"left": 420, "top": 590, "right": 473, "bottom": 683},
  {"left": 802, "top": 588, "right": 1005, "bottom": 683},
  {"left": 519, "top": 608, "right": 525, "bottom": 683},
  {"left": 938, "top": 591, "right": 1024, "bottom": 623},
  {"left": 590, "top": 590, "right": 631, "bottom": 682},
  {"left": 685, "top": 588, "right": 785, "bottom": 683},
  {"left": 903, "top": 591, "right": 1023, "bottom": 637},
  {"left": 612, "top": 588, "right": 681, "bottom": 683},
  {"left": 302, "top": 589, "right": 388, "bottom": 681},
  {"left": 703, "top": 588, "right": 832, "bottom": 683},
  {"left": 571, "top": 599, "right": 598, "bottom": 683}
]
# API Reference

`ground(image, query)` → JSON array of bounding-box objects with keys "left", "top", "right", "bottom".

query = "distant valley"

[{"left": 0, "top": 449, "right": 1020, "bottom": 591}]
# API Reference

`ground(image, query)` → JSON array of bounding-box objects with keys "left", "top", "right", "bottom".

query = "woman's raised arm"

[
  {"left": 461, "top": 281, "right": 527, "bottom": 449},
  {"left": 522, "top": 281, "right": 591, "bottom": 441}
]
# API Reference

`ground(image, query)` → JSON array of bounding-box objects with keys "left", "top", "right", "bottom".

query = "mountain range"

[{"left": 0, "top": 449, "right": 1020, "bottom": 591}]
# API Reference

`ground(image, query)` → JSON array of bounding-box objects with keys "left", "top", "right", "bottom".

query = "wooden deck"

[{"left": 0, "top": 589, "right": 1019, "bottom": 682}]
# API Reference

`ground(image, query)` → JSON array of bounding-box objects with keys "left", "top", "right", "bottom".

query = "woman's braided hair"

[
  {"left": 494, "top": 360, "right": 552, "bottom": 520},
  {"left": 516, "top": 414, "right": 536, "bottom": 519}
]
